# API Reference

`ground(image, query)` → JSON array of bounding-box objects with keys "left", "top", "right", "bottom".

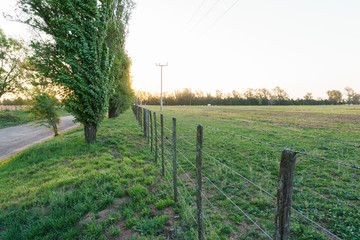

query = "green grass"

[
  {"left": 144, "top": 105, "right": 360, "bottom": 240},
  {"left": 0, "top": 108, "right": 71, "bottom": 129},
  {"left": 0, "top": 109, "right": 39, "bottom": 128},
  {"left": 0, "top": 110, "right": 175, "bottom": 239}
]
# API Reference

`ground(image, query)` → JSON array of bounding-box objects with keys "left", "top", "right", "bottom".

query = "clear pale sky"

[{"left": 1, "top": 0, "right": 360, "bottom": 99}]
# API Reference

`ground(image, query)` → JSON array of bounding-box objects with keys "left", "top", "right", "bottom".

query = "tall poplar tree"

[
  {"left": 18, "top": 0, "right": 132, "bottom": 143},
  {"left": 106, "top": 0, "right": 134, "bottom": 118},
  {"left": 108, "top": 50, "right": 133, "bottom": 118}
]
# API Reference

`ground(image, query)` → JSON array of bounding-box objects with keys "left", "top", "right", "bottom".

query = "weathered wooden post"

[
  {"left": 143, "top": 108, "right": 146, "bottom": 136},
  {"left": 150, "top": 110, "right": 153, "bottom": 151},
  {"left": 172, "top": 117, "right": 178, "bottom": 203},
  {"left": 139, "top": 107, "right": 142, "bottom": 126},
  {"left": 136, "top": 105, "right": 139, "bottom": 121},
  {"left": 161, "top": 114, "right": 165, "bottom": 177},
  {"left": 196, "top": 125, "right": 204, "bottom": 240},
  {"left": 275, "top": 149, "right": 298, "bottom": 240},
  {"left": 146, "top": 110, "right": 150, "bottom": 144},
  {"left": 154, "top": 112, "right": 158, "bottom": 162}
]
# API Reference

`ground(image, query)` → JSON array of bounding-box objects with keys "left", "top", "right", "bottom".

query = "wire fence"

[{"left": 132, "top": 105, "right": 358, "bottom": 240}]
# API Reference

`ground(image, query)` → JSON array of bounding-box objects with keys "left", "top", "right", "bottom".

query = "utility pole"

[{"left": 156, "top": 63, "right": 168, "bottom": 112}]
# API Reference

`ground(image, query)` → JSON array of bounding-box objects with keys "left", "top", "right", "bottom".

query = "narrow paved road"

[{"left": 0, "top": 116, "right": 81, "bottom": 161}]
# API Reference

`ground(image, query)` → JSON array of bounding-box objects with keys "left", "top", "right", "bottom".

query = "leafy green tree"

[
  {"left": 326, "top": 90, "right": 343, "bottom": 104},
  {"left": 0, "top": 29, "right": 25, "bottom": 99},
  {"left": 108, "top": 50, "right": 134, "bottom": 117},
  {"left": 31, "top": 91, "right": 60, "bottom": 136},
  {"left": 344, "top": 87, "right": 358, "bottom": 104},
  {"left": 303, "top": 92, "right": 313, "bottom": 101},
  {"left": 272, "top": 86, "right": 289, "bottom": 101},
  {"left": 105, "top": 0, "right": 135, "bottom": 118},
  {"left": 19, "top": 0, "right": 132, "bottom": 143}
]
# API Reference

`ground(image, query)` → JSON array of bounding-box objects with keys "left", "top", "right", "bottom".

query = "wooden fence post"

[
  {"left": 154, "top": 112, "right": 158, "bottom": 162},
  {"left": 161, "top": 114, "right": 165, "bottom": 177},
  {"left": 136, "top": 105, "right": 139, "bottom": 121},
  {"left": 172, "top": 117, "right": 178, "bottom": 203},
  {"left": 146, "top": 110, "right": 150, "bottom": 144},
  {"left": 196, "top": 125, "right": 204, "bottom": 240},
  {"left": 139, "top": 107, "right": 142, "bottom": 126},
  {"left": 143, "top": 108, "right": 146, "bottom": 136},
  {"left": 150, "top": 110, "right": 153, "bottom": 152},
  {"left": 275, "top": 149, "right": 297, "bottom": 240}
]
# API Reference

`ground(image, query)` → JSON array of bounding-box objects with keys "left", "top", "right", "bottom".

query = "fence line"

[
  {"left": 170, "top": 131, "right": 343, "bottom": 240},
  {"left": 162, "top": 123, "right": 356, "bottom": 208},
  {"left": 203, "top": 174, "right": 273, "bottom": 239},
  {"left": 132, "top": 106, "right": 348, "bottom": 240},
  {"left": 297, "top": 151, "right": 360, "bottom": 170},
  {"left": 177, "top": 165, "right": 221, "bottom": 240},
  {"left": 163, "top": 136, "right": 234, "bottom": 239},
  {"left": 205, "top": 125, "right": 359, "bottom": 170},
  {"left": 161, "top": 113, "right": 359, "bottom": 170},
  {"left": 161, "top": 111, "right": 360, "bottom": 148},
  {"left": 163, "top": 150, "right": 200, "bottom": 238},
  {"left": 176, "top": 148, "right": 244, "bottom": 236},
  {"left": 164, "top": 135, "right": 273, "bottom": 239},
  {"left": 165, "top": 140, "right": 237, "bottom": 239}
]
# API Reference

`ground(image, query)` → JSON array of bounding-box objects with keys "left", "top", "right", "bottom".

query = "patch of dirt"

[
  {"left": 112, "top": 220, "right": 138, "bottom": 240},
  {"left": 80, "top": 212, "right": 93, "bottom": 225},
  {"left": 163, "top": 207, "right": 179, "bottom": 239},
  {"left": 238, "top": 221, "right": 251, "bottom": 236},
  {"left": 79, "top": 197, "right": 129, "bottom": 226}
]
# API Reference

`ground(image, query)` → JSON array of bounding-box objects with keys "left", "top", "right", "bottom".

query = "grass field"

[
  {"left": 0, "top": 108, "right": 70, "bottom": 129},
  {"left": 0, "top": 110, "right": 176, "bottom": 239},
  {"left": 144, "top": 105, "right": 360, "bottom": 240},
  {"left": 0, "top": 109, "right": 39, "bottom": 129}
]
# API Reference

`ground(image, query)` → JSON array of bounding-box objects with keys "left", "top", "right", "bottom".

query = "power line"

[
  {"left": 204, "top": 0, "right": 241, "bottom": 33},
  {"left": 186, "top": 0, "right": 208, "bottom": 26},
  {"left": 191, "top": 0, "right": 220, "bottom": 32}
]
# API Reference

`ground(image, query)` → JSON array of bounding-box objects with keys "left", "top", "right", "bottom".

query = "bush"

[{"left": 31, "top": 92, "right": 60, "bottom": 136}]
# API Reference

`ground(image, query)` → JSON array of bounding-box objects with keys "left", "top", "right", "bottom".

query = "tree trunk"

[
  {"left": 108, "top": 106, "right": 119, "bottom": 118},
  {"left": 84, "top": 123, "right": 98, "bottom": 144},
  {"left": 53, "top": 124, "right": 59, "bottom": 136}
]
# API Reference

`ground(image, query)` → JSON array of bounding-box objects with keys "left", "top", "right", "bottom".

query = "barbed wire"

[
  {"left": 167, "top": 143, "right": 236, "bottom": 239},
  {"left": 202, "top": 174, "right": 273, "bottom": 239},
  {"left": 296, "top": 151, "right": 360, "bottom": 170},
  {"left": 163, "top": 133, "right": 342, "bottom": 240},
  {"left": 139, "top": 110, "right": 347, "bottom": 239},
  {"left": 156, "top": 110, "right": 359, "bottom": 148},
  {"left": 165, "top": 140, "right": 272, "bottom": 239},
  {"left": 178, "top": 190, "right": 204, "bottom": 240},
  {"left": 163, "top": 152, "right": 214, "bottom": 240},
  {"left": 160, "top": 131, "right": 356, "bottom": 213},
  {"left": 157, "top": 112, "right": 359, "bottom": 170},
  {"left": 177, "top": 160, "right": 238, "bottom": 236},
  {"left": 177, "top": 168, "right": 221, "bottom": 240},
  {"left": 171, "top": 121, "right": 359, "bottom": 170}
]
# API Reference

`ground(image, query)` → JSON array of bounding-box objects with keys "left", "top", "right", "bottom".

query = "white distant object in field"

[{"left": 208, "top": 104, "right": 211, "bottom": 106}]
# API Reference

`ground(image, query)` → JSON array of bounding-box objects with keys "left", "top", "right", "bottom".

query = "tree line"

[
  {"left": 1, "top": 0, "right": 135, "bottom": 143},
  {"left": 137, "top": 87, "right": 360, "bottom": 106}
]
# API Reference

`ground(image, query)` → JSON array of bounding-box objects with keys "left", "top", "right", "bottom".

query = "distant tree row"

[{"left": 136, "top": 87, "right": 360, "bottom": 106}]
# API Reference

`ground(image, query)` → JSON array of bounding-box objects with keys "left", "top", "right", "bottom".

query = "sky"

[
  {"left": 1, "top": 0, "right": 360, "bottom": 99},
  {"left": 126, "top": 0, "right": 360, "bottom": 99}
]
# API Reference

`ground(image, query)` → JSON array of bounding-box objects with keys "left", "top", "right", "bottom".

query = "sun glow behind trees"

[{"left": 137, "top": 86, "right": 360, "bottom": 106}]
